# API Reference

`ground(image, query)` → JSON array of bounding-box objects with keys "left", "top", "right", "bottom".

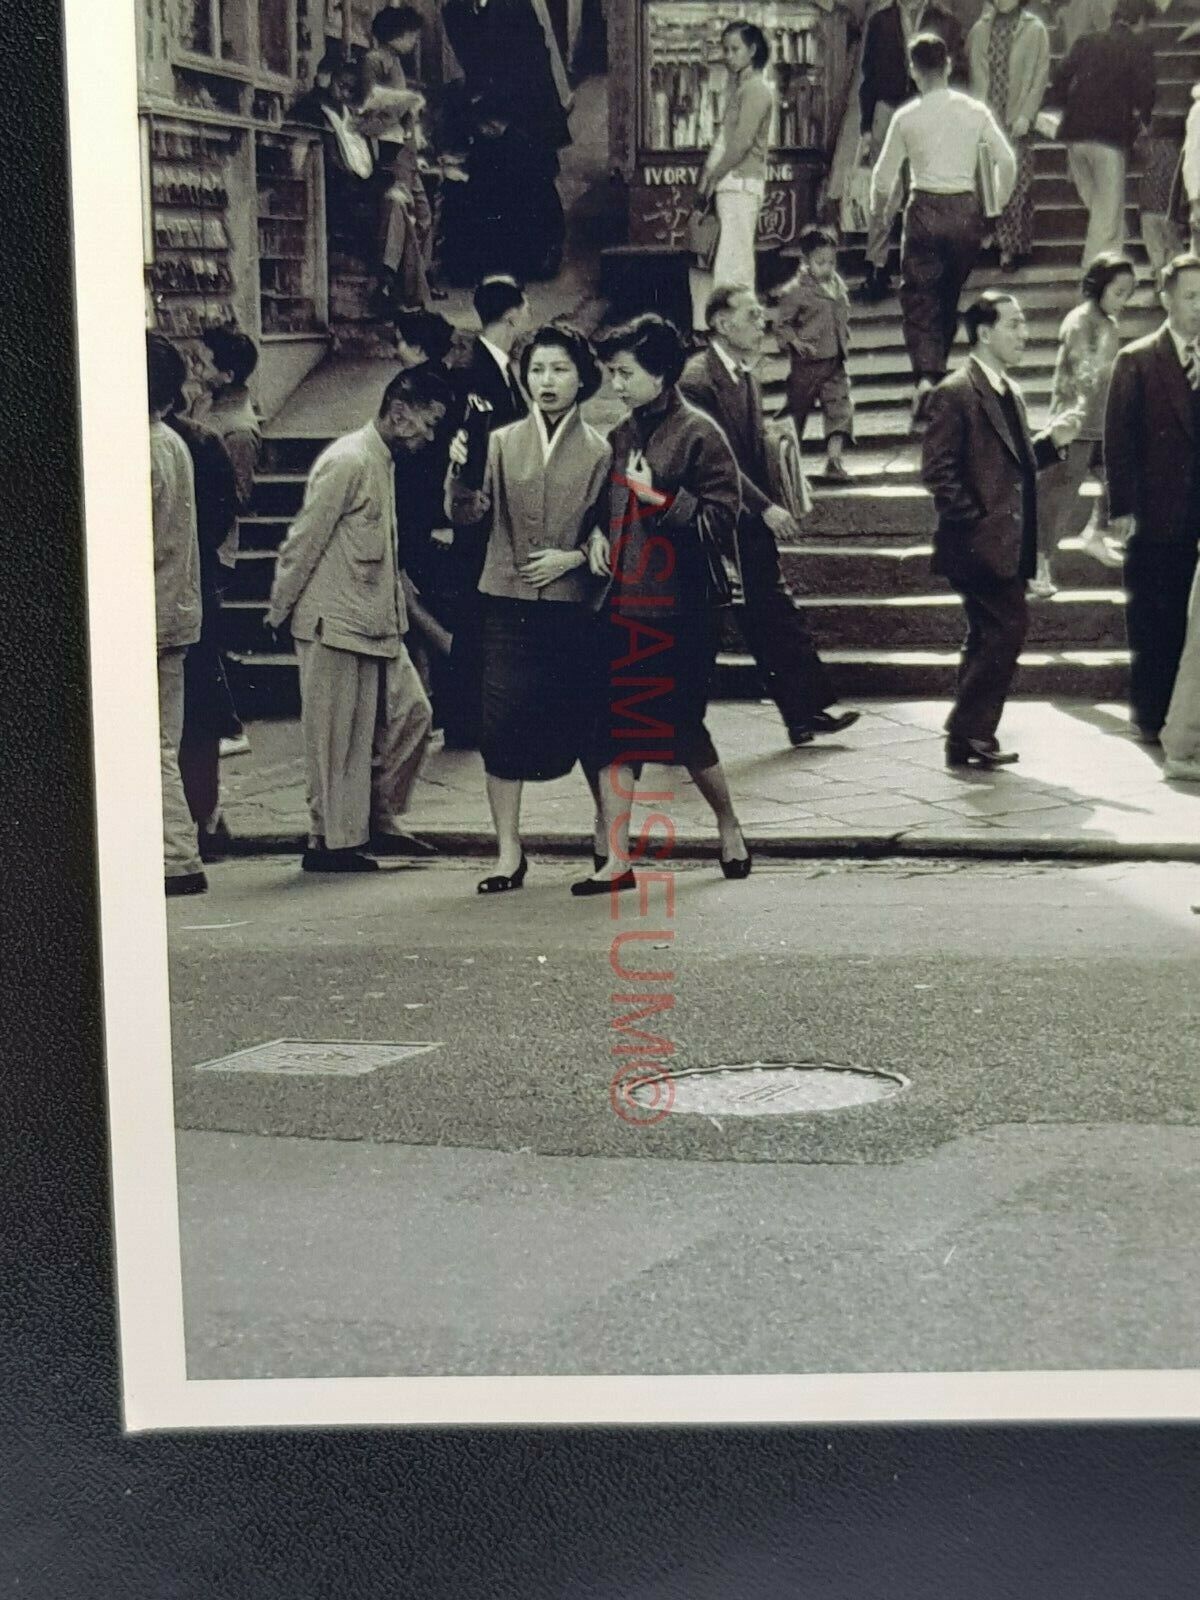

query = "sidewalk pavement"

[{"left": 219, "top": 699, "right": 1200, "bottom": 862}]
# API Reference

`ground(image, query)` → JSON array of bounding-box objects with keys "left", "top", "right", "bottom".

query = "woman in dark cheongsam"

[{"left": 574, "top": 315, "right": 752, "bottom": 896}]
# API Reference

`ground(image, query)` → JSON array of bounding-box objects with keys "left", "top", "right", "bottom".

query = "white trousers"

[
  {"left": 1067, "top": 142, "right": 1127, "bottom": 268},
  {"left": 690, "top": 186, "right": 763, "bottom": 328},
  {"left": 158, "top": 646, "right": 203, "bottom": 880},
  {"left": 296, "top": 637, "right": 432, "bottom": 851}
]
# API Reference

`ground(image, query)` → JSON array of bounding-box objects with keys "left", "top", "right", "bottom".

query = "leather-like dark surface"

[{"left": 3, "top": 2, "right": 1200, "bottom": 1594}]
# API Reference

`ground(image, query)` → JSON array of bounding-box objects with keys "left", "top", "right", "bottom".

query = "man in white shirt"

[
  {"left": 266, "top": 368, "right": 448, "bottom": 872},
  {"left": 872, "top": 31, "right": 1016, "bottom": 420},
  {"left": 854, "top": 0, "right": 966, "bottom": 302}
]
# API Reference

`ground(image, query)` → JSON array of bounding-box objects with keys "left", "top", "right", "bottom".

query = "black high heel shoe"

[
  {"left": 477, "top": 853, "right": 528, "bottom": 894},
  {"left": 592, "top": 852, "right": 606, "bottom": 873},
  {"left": 719, "top": 837, "right": 752, "bottom": 880},
  {"left": 571, "top": 868, "right": 636, "bottom": 898}
]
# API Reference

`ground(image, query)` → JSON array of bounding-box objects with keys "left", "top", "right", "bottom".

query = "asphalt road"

[{"left": 170, "top": 856, "right": 1200, "bottom": 1378}]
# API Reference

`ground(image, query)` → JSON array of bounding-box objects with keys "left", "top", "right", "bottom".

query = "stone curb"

[{"left": 221, "top": 827, "right": 1200, "bottom": 865}]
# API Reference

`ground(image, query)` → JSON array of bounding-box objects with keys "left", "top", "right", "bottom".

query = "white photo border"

[{"left": 66, "top": 0, "right": 1200, "bottom": 1432}]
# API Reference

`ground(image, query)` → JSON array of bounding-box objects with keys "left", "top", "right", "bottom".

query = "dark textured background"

[{"left": 3, "top": 2, "right": 1199, "bottom": 1593}]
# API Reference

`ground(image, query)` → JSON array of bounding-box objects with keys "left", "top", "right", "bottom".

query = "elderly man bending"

[{"left": 267, "top": 368, "right": 450, "bottom": 873}]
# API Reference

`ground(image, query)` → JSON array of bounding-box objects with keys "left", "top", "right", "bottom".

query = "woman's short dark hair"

[
  {"left": 393, "top": 306, "right": 455, "bottom": 364},
  {"left": 1080, "top": 252, "right": 1136, "bottom": 305},
  {"left": 372, "top": 5, "right": 423, "bottom": 43},
  {"left": 146, "top": 333, "right": 187, "bottom": 415},
  {"left": 202, "top": 326, "right": 259, "bottom": 385},
  {"left": 596, "top": 314, "right": 687, "bottom": 388},
  {"left": 518, "top": 322, "right": 603, "bottom": 403},
  {"left": 722, "top": 21, "right": 770, "bottom": 69}
]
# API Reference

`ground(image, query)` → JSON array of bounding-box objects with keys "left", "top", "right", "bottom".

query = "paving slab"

[{"left": 215, "top": 698, "right": 1200, "bottom": 863}]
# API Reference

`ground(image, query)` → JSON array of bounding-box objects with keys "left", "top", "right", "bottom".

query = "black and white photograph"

[{"left": 67, "top": 0, "right": 1200, "bottom": 1428}]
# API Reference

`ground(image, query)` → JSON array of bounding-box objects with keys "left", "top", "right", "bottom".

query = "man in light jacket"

[
  {"left": 266, "top": 368, "right": 449, "bottom": 873},
  {"left": 1048, "top": 0, "right": 1156, "bottom": 267},
  {"left": 148, "top": 334, "right": 207, "bottom": 897}
]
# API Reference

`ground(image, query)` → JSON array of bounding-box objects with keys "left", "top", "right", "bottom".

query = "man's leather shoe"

[
  {"left": 807, "top": 710, "right": 861, "bottom": 737},
  {"left": 786, "top": 725, "right": 815, "bottom": 746},
  {"left": 301, "top": 847, "right": 379, "bottom": 873},
  {"left": 165, "top": 871, "right": 208, "bottom": 897},
  {"left": 199, "top": 818, "right": 233, "bottom": 863},
  {"left": 945, "top": 737, "right": 1019, "bottom": 768}
]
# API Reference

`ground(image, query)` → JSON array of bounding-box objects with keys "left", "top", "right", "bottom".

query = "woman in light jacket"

[
  {"left": 691, "top": 22, "right": 776, "bottom": 328},
  {"left": 447, "top": 323, "right": 612, "bottom": 894},
  {"left": 578, "top": 315, "right": 751, "bottom": 897},
  {"left": 968, "top": 0, "right": 1050, "bottom": 272}
]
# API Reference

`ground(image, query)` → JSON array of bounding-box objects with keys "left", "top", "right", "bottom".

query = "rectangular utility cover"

[{"left": 193, "top": 1040, "right": 442, "bottom": 1077}]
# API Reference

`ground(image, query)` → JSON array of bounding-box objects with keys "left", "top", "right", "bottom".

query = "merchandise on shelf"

[
  {"left": 641, "top": 0, "right": 826, "bottom": 154},
  {"left": 255, "top": 134, "right": 319, "bottom": 335},
  {"left": 146, "top": 120, "right": 240, "bottom": 337}
]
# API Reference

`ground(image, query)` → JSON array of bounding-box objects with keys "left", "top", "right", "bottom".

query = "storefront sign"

[{"left": 629, "top": 173, "right": 801, "bottom": 251}]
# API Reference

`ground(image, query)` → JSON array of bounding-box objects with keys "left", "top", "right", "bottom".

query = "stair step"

[
  {"left": 720, "top": 590, "right": 1128, "bottom": 650},
  {"left": 714, "top": 647, "right": 1130, "bottom": 698},
  {"left": 777, "top": 536, "right": 1117, "bottom": 595}
]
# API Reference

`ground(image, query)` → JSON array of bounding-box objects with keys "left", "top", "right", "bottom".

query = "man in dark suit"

[
  {"left": 1104, "top": 254, "right": 1200, "bottom": 742},
  {"left": 921, "top": 291, "right": 1081, "bottom": 766},
  {"left": 441, "top": 273, "right": 531, "bottom": 748},
  {"left": 679, "top": 285, "right": 860, "bottom": 747},
  {"left": 855, "top": 0, "right": 966, "bottom": 301}
]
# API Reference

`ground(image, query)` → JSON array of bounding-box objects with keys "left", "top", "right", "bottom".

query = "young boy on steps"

[{"left": 772, "top": 225, "right": 855, "bottom": 481}]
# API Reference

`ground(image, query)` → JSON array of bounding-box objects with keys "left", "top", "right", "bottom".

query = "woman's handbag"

[
  {"left": 687, "top": 197, "right": 720, "bottom": 270},
  {"left": 695, "top": 506, "right": 736, "bottom": 607}
]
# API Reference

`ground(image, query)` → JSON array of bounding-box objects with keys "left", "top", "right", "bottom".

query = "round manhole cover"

[{"left": 628, "top": 1061, "right": 907, "bottom": 1118}]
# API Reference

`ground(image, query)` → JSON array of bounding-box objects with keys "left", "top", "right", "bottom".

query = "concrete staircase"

[
  {"left": 226, "top": 15, "right": 1200, "bottom": 715},
  {"left": 721, "top": 9, "right": 1200, "bottom": 704}
]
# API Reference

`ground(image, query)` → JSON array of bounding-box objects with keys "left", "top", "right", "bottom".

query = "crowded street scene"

[{"left": 139, "top": 0, "right": 1200, "bottom": 1380}]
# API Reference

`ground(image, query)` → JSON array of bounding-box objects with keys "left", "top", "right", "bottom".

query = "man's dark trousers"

[
  {"left": 900, "top": 192, "right": 985, "bottom": 380},
  {"left": 736, "top": 518, "right": 836, "bottom": 730},
  {"left": 944, "top": 571, "right": 1029, "bottom": 744},
  {"left": 1124, "top": 537, "right": 1200, "bottom": 736}
]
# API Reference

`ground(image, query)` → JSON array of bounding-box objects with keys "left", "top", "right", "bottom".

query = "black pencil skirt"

[{"left": 479, "top": 596, "right": 599, "bottom": 782}]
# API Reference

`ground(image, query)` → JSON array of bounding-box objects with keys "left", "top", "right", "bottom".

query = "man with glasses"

[{"left": 680, "top": 285, "right": 860, "bottom": 748}]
